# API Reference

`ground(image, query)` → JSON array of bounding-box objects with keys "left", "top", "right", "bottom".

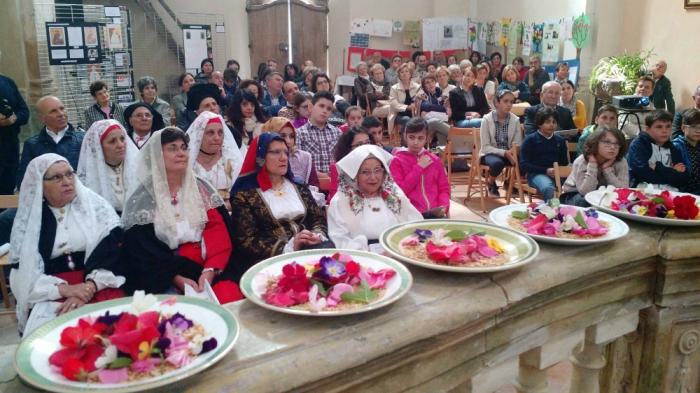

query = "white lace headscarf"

[
  {"left": 185, "top": 111, "right": 243, "bottom": 187},
  {"left": 9, "top": 153, "right": 121, "bottom": 332},
  {"left": 121, "top": 129, "right": 224, "bottom": 249},
  {"left": 77, "top": 119, "right": 139, "bottom": 211}
]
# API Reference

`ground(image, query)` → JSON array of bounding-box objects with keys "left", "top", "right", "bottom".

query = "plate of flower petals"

[
  {"left": 380, "top": 220, "right": 539, "bottom": 273},
  {"left": 489, "top": 200, "right": 629, "bottom": 245},
  {"left": 14, "top": 293, "right": 239, "bottom": 393},
  {"left": 240, "top": 249, "right": 412, "bottom": 316},
  {"left": 585, "top": 186, "right": 700, "bottom": 226}
]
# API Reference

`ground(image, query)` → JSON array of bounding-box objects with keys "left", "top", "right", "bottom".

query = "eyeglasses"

[
  {"left": 351, "top": 140, "right": 372, "bottom": 149},
  {"left": 684, "top": 124, "right": 700, "bottom": 131},
  {"left": 164, "top": 144, "right": 188, "bottom": 153},
  {"left": 358, "top": 167, "right": 385, "bottom": 177},
  {"left": 600, "top": 140, "right": 621, "bottom": 148},
  {"left": 43, "top": 170, "right": 75, "bottom": 183},
  {"left": 266, "top": 148, "right": 288, "bottom": 157}
]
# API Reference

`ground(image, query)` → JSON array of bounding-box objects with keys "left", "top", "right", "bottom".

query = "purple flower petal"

[
  {"left": 200, "top": 338, "right": 218, "bottom": 354},
  {"left": 97, "top": 311, "right": 122, "bottom": 326}
]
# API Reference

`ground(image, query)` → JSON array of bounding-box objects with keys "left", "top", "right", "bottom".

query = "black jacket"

[
  {"left": 448, "top": 86, "right": 490, "bottom": 123},
  {"left": 523, "top": 104, "right": 577, "bottom": 134}
]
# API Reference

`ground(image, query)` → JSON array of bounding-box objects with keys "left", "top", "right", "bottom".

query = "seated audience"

[
  {"left": 561, "top": 128, "right": 629, "bottom": 206},
  {"left": 627, "top": 110, "right": 688, "bottom": 190},
  {"left": 447, "top": 64, "right": 463, "bottom": 86},
  {"left": 369, "top": 51, "right": 391, "bottom": 71},
  {"left": 296, "top": 91, "right": 342, "bottom": 174},
  {"left": 77, "top": 120, "right": 138, "bottom": 213},
  {"left": 10, "top": 154, "right": 125, "bottom": 335},
  {"left": 227, "top": 89, "right": 268, "bottom": 148},
  {"left": 208, "top": 71, "right": 227, "bottom": 103},
  {"left": 577, "top": 105, "right": 619, "bottom": 155},
  {"left": 490, "top": 52, "right": 505, "bottom": 83},
  {"left": 554, "top": 62, "right": 570, "bottom": 84},
  {"left": 124, "top": 102, "right": 165, "bottom": 149},
  {"left": 672, "top": 84, "right": 700, "bottom": 138},
  {"left": 498, "top": 65, "right": 530, "bottom": 103},
  {"left": 672, "top": 108, "right": 700, "bottom": 195},
  {"left": 390, "top": 118, "right": 450, "bottom": 218},
  {"left": 520, "top": 107, "right": 569, "bottom": 201},
  {"left": 353, "top": 61, "right": 371, "bottom": 102},
  {"left": 619, "top": 76, "right": 656, "bottom": 139},
  {"left": 223, "top": 68, "right": 239, "bottom": 101},
  {"left": 363, "top": 116, "right": 393, "bottom": 153},
  {"left": 177, "top": 83, "right": 223, "bottom": 131},
  {"left": 524, "top": 56, "right": 550, "bottom": 105},
  {"left": 524, "top": 81, "right": 576, "bottom": 135},
  {"left": 448, "top": 65, "right": 490, "bottom": 128},
  {"left": 512, "top": 57, "right": 527, "bottom": 81},
  {"left": 470, "top": 51, "right": 482, "bottom": 66},
  {"left": 385, "top": 55, "right": 402, "bottom": 85},
  {"left": 479, "top": 90, "right": 522, "bottom": 197},
  {"left": 339, "top": 105, "right": 364, "bottom": 133},
  {"left": 389, "top": 63, "right": 422, "bottom": 131},
  {"left": 290, "top": 92, "right": 311, "bottom": 129},
  {"left": 651, "top": 60, "right": 675, "bottom": 113},
  {"left": 194, "top": 58, "right": 214, "bottom": 84},
  {"left": 418, "top": 73, "right": 447, "bottom": 118},
  {"left": 475, "top": 62, "right": 496, "bottom": 110},
  {"left": 436, "top": 66, "right": 456, "bottom": 97},
  {"left": 262, "top": 117, "right": 319, "bottom": 187},
  {"left": 328, "top": 127, "right": 373, "bottom": 202},
  {"left": 277, "top": 81, "right": 300, "bottom": 121},
  {"left": 239, "top": 79, "right": 265, "bottom": 103},
  {"left": 171, "top": 73, "right": 195, "bottom": 124},
  {"left": 121, "top": 128, "right": 244, "bottom": 303},
  {"left": 230, "top": 133, "right": 330, "bottom": 270},
  {"left": 560, "top": 80, "right": 588, "bottom": 130},
  {"left": 136, "top": 76, "right": 170, "bottom": 125},
  {"left": 447, "top": 54, "right": 458, "bottom": 66},
  {"left": 83, "top": 81, "right": 125, "bottom": 129},
  {"left": 186, "top": 111, "right": 243, "bottom": 204},
  {"left": 328, "top": 144, "right": 422, "bottom": 251},
  {"left": 283, "top": 63, "right": 301, "bottom": 83},
  {"left": 363, "top": 63, "right": 392, "bottom": 118},
  {"left": 310, "top": 73, "right": 348, "bottom": 125},
  {"left": 299, "top": 66, "right": 319, "bottom": 92},
  {"left": 262, "top": 71, "right": 286, "bottom": 116}
]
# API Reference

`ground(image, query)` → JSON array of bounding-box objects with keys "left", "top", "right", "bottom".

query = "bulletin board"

[{"left": 46, "top": 22, "right": 103, "bottom": 65}]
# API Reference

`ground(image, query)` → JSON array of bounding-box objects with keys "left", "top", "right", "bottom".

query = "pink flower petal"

[
  {"left": 131, "top": 358, "right": 160, "bottom": 373},
  {"left": 98, "top": 368, "right": 129, "bottom": 384},
  {"left": 160, "top": 296, "right": 178, "bottom": 306},
  {"left": 327, "top": 283, "right": 354, "bottom": 306}
]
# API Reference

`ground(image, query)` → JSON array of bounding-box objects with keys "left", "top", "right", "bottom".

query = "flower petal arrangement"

[
  {"left": 48, "top": 292, "right": 218, "bottom": 384},
  {"left": 259, "top": 252, "right": 396, "bottom": 312},
  {"left": 508, "top": 199, "right": 609, "bottom": 239},
  {"left": 398, "top": 228, "right": 508, "bottom": 267},
  {"left": 599, "top": 187, "right": 700, "bottom": 220}
]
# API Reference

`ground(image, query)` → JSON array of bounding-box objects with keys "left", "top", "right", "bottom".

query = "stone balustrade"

[{"left": 5, "top": 222, "right": 700, "bottom": 392}]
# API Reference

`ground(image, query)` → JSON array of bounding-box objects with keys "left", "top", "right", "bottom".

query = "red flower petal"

[
  {"left": 49, "top": 347, "right": 86, "bottom": 368},
  {"left": 62, "top": 358, "right": 87, "bottom": 381},
  {"left": 81, "top": 344, "right": 105, "bottom": 372}
]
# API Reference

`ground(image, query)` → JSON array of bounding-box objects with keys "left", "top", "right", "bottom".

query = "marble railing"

[{"left": 8, "top": 223, "right": 700, "bottom": 392}]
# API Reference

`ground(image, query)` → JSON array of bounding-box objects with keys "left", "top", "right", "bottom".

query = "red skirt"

[{"left": 53, "top": 270, "right": 125, "bottom": 303}]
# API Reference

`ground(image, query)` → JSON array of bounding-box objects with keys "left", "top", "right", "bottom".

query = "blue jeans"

[
  {"left": 480, "top": 154, "right": 510, "bottom": 177},
  {"left": 527, "top": 174, "right": 555, "bottom": 201},
  {"left": 455, "top": 118, "right": 484, "bottom": 128},
  {"left": 560, "top": 192, "right": 590, "bottom": 207}
]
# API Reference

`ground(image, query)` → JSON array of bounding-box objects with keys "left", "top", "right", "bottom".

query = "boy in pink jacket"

[{"left": 390, "top": 118, "right": 451, "bottom": 218}]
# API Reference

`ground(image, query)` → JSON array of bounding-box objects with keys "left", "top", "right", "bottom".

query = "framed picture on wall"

[{"left": 685, "top": 0, "right": 700, "bottom": 9}]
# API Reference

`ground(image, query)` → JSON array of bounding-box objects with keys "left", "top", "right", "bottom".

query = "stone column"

[{"left": 569, "top": 326, "right": 606, "bottom": 393}]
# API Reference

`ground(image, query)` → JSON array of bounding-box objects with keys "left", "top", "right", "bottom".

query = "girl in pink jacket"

[{"left": 390, "top": 118, "right": 450, "bottom": 218}]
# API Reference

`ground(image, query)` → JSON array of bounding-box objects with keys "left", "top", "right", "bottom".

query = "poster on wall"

[
  {"left": 532, "top": 23, "right": 544, "bottom": 54},
  {"left": 183, "top": 25, "right": 211, "bottom": 73},
  {"left": 542, "top": 21, "right": 561, "bottom": 62},
  {"left": 105, "top": 24, "right": 123, "bottom": 49},
  {"left": 422, "top": 17, "right": 469, "bottom": 51},
  {"left": 522, "top": 23, "right": 533, "bottom": 56},
  {"left": 46, "top": 22, "right": 102, "bottom": 65},
  {"left": 507, "top": 21, "right": 521, "bottom": 59},
  {"left": 350, "top": 19, "right": 393, "bottom": 38},
  {"left": 499, "top": 18, "right": 511, "bottom": 48},
  {"left": 476, "top": 22, "right": 487, "bottom": 54},
  {"left": 468, "top": 19, "right": 478, "bottom": 50},
  {"left": 402, "top": 20, "right": 421, "bottom": 47}
]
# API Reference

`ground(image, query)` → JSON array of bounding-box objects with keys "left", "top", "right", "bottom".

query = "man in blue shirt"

[
  {"left": 0, "top": 73, "right": 29, "bottom": 195},
  {"left": 261, "top": 72, "right": 287, "bottom": 117}
]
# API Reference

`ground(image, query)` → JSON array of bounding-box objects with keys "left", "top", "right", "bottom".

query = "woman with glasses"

[
  {"left": 123, "top": 102, "right": 165, "bottom": 149},
  {"left": 121, "top": 128, "right": 244, "bottom": 304},
  {"left": 327, "top": 127, "right": 373, "bottom": 202},
  {"left": 9, "top": 153, "right": 126, "bottom": 335},
  {"left": 261, "top": 117, "right": 319, "bottom": 187},
  {"left": 560, "top": 128, "right": 629, "bottom": 206},
  {"left": 77, "top": 120, "right": 139, "bottom": 214},
  {"left": 328, "top": 144, "right": 421, "bottom": 252},
  {"left": 229, "top": 133, "right": 330, "bottom": 271},
  {"left": 186, "top": 111, "right": 243, "bottom": 206}
]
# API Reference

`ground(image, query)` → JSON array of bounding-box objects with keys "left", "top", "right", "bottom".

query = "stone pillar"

[
  {"left": 569, "top": 326, "right": 606, "bottom": 393},
  {"left": 513, "top": 348, "right": 548, "bottom": 393}
]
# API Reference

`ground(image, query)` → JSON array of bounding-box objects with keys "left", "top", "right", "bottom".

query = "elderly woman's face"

[
  {"left": 264, "top": 140, "right": 289, "bottom": 177},
  {"left": 356, "top": 157, "right": 385, "bottom": 197},
  {"left": 372, "top": 68, "right": 384, "bottom": 81},
  {"left": 43, "top": 161, "right": 76, "bottom": 208},
  {"left": 101, "top": 130, "right": 127, "bottom": 166},
  {"left": 200, "top": 122, "right": 224, "bottom": 155},
  {"left": 129, "top": 107, "right": 153, "bottom": 134},
  {"left": 141, "top": 84, "right": 157, "bottom": 102},
  {"left": 162, "top": 139, "right": 189, "bottom": 175}
]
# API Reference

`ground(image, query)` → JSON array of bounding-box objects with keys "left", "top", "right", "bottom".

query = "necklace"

[
  {"left": 271, "top": 184, "right": 286, "bottom": 197},
  {"left": 365, "top": 196, "right": 382, "bottom": 212},
  {"left": 199, "top": 148, "right": 216, "bottom": 156}
]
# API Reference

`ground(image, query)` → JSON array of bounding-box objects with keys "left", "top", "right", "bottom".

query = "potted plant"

[{"left": 589, "top": 50, "right": 653, "bottom": 103}]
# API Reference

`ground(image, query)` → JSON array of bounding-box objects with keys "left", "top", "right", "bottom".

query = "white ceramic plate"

[
  {"left": 489, "top": 204, "right": 629, "bottom": 245},
  {"left": 240, "top": 249, "right": 412, "bottom": 316},
  {"left": 15, "top": 296, "right": 238, "bottom": 393},
  {"left": 380, "top": 219, "right": 540, "bottom": 273},
  {"left": 585, "top": 189, "right": 700, "bottom": 227}
]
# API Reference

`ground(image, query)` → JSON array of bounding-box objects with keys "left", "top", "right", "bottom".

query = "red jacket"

[{"left": 390, "top": 149, "right": 450, "bottom": 213}]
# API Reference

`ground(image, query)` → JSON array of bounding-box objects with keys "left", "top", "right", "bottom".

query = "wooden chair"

[
  {"left": 465, "top": 131, "right": 492, "bottom": 212},
  {"left": 553, "top": 162, "right": 574, "bottom": 198},
  {"left": 444, "top": 127, "right": 478, "bottom": 186},
  {"left": 505, "top": 144, "right": 542, "bottom": 204},
  {"left": 0, "top": 194, "right": 18, "bottom": 312}
]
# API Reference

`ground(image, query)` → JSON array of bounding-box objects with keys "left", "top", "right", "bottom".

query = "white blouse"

[
  {"left": 107, "top": 163, "right": 126, "bottom": 211},
  {"left": 260, "top": 179, "right": 305, "bottom": 221},
  {"left": 327, "top": 192, "right": 422, "bottom": 251},
  {"left": 194, "top": 157, "right": 235, "bottom": 191}
]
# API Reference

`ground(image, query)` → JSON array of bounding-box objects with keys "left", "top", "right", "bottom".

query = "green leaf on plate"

[
  {"left": 574, "top": 210, "right": 588, "bottom": 229},
  {"left": 341, "top": 280, "right": 378, "bottom": 304},
  {"left": 310, "top": 279, "right": 328, "bottom": 297},
  {"left": 511, "top": 210, "right": 529, "bottom": 219},
  {"left": 446, "top": 230, "right": 467, "bottom": 241},
  {"left": 108, "top": 357, "right": 132, "bottom": 369}
]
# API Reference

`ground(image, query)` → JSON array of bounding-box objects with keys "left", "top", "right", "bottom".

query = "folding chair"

[
  {"left": 466, "top": 131, "right": 493, "bottom": 212},
  {"left": 505, "top": 144, "right": 542, "bottom": 204},
  {"left": 553, "top": 162, "right": 574, "bottom": 198},
  {"left": 444, "top": 127, "right": 477, "bottom": 186}
]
